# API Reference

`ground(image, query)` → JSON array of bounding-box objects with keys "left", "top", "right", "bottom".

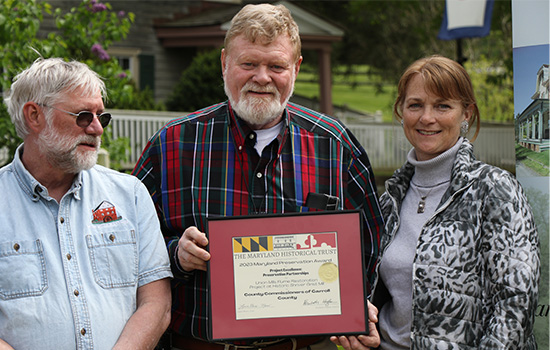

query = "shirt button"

[
  {"left": 13, "top": 243, "right": 20, "bottom": 251},
  {"left": 256, "top": 172, "right": 262, "bottom": 178},
  {"left": 109, "top": 234, "right": 115, "bottom": 242},
  {"left": 249, "top": 134, "right": 255, "bottom": 139},
  {"left": 238, "top": 145, "right": 243, "bottom": 151},
  {"left": 60, "top": 217, "right": 65, "bottom": 224},
  {"left": 80, "top": 328, "right": 86, "bottom": 336},
  {"left": 74, "top": 289, "right": 79, "bottom": 296},
  {"left": 66, "top": 253, "right": 72, "bottom": 260}
]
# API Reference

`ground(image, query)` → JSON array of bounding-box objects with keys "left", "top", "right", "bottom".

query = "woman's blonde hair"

[{"left": 393, "top": 55, "right": 480, "bottom": 141}]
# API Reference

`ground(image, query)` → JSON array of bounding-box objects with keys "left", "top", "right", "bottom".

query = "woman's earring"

[
  {"left": 460, "top": 120, "right": 469, "bottom": 137},
  {"left": 401, "top": 120, "right": 404, "bottom": 127}
]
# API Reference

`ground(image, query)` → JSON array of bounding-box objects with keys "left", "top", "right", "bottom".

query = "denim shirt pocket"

[
  {"left": 86, "top": 225, "right": 138, "bottom": 289},
  {"left": 0, "top": 239, "right": 48, "bottom": 300}
]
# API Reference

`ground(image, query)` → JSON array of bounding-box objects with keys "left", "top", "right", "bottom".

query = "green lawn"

[
  {"left": 294, "top": 69, "right": 396, "bottom": 122},
  {"left": 515, "top": 144, "right": 550, "bottom": 176}
]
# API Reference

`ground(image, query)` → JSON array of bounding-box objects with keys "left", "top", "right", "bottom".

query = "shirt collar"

[
  {"left": 13, "top": 143, "right": 83, "bottom": 202},
  {"left": 227, "top": 101, "right": 289, "bottom": 155}
]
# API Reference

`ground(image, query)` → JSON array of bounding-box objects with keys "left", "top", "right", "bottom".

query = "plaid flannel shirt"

[{"left": 133, "top": 101, "right": 383, "bottom": 340}]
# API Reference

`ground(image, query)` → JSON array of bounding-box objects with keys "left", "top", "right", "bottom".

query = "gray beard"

[{"left": 36, "top": 121, "right": 100, "bottom": 174}]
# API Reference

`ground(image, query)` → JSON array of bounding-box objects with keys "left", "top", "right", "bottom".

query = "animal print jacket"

[{"left": 373, "top": 140, "right": 540, "bottom": 349}]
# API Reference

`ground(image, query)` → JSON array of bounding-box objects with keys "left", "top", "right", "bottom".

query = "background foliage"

[
  {"left": 166, "top": 48, "right": 225, "bottom": 112},
  {"left": 0, "top": 0, "right": 158, "bottom": 167},
  {"left": 0, "top": 0, "right": 521, "bottom": 166},
  {"left": 296, "top": 0, "right": 514, "bottom": 123}
]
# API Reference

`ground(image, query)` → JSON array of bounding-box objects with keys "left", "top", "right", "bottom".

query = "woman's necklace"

[{"left": 416, "top": 187, "right": 433, "bottom": 214}]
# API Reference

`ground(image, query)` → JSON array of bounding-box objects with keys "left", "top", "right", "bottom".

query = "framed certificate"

[{"left": 206, "top": 210, "right": 368, "bottom": 341}]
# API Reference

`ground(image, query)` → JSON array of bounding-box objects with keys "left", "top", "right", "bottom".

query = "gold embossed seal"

[{"left": 318, "top": 262, "right": 338, "bottom": 283}]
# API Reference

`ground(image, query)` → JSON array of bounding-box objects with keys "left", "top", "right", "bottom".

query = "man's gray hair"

[{"left": 4, "top": 57, "right": 107, "bottom": 138}]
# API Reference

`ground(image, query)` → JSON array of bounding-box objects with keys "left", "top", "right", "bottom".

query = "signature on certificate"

[
  {"left": 303, "top": 299, "right": 338, "bottom": 307},
  {"left": 238, "top": 303, "right": 273, "bottom": 310}
]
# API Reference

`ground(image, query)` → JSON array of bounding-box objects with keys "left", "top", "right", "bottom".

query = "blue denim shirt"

[{"left": 0, "top": 145, "right": 172, "bottom": 349}]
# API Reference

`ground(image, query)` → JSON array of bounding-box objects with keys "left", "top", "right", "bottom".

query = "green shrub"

[
  {"left": 166, "top": 48, "right": 226, "bottom": 112},
  {"left": 0, "top": 104, "right": 21, "bottom": 166}
]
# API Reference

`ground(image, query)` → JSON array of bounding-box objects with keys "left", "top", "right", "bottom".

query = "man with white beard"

[
  {"left": 0, "top": 57, "right": 172, "bottom": 350},
  {"left": 134, "top": 4, "right": 383, "bottom": 350}
]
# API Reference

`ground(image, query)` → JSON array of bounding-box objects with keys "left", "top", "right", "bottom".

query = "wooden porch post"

[{"left": 318, "top": 47, "right": 333, "bottom": 115}]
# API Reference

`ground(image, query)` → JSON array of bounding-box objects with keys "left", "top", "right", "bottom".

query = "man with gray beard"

[
  {"left": 0, "top": 57, "right": 173, "bottom": 350},
  {"left": 134, "top": 3, "right": 383, "bottom": 350}
]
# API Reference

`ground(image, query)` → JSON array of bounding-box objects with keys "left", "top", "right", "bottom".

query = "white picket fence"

[
  {"left": 108, "top": 110, "right": 181, "bottom": 169},
  {"left": 0, "top": 110, "right": 515, "bottom": 172},
  {"left": 109, "top": 109, "right": 516, "bottom": 172}
]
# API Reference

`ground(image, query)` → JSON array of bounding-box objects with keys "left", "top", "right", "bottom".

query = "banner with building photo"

[{"left": 512, "top": 0, "right": 549, "bottom": 347}]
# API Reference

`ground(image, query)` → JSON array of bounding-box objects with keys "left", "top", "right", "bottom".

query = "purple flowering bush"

[
  {"left": 90, "top": 0, "right": 108, "bottom": 13},
  {"left": 45, "top": 0, "right": 158, "bottom": 110},
  {"left": 0, "top": 0, "right": 158, "bottom": 167},
  {"left": 91, "top": 43, "right": 110, "bottom": 61},
  {"left": 50, "top": 0, "right": 132, "bottom": 63}
]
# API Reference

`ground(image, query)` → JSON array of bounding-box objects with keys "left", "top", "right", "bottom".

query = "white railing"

[
  {"left": 348, "top": 122, "right": 516, "bottom": 171},
  {"left": 109, "top": 110, "right": 181, "bottom": 169},
  {"left": 468, "top": 124, "right": 516, "bottom": 170},
  {"left": 0, "top": 110, "right": 515, "bottom": 173},
  {"left": 109, "top": 109, "right": 516, "bottom": 172},
  {"left": 0, "top": 147, "right": 9, "bottom": 164}
]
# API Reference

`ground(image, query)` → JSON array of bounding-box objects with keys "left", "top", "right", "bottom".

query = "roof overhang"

[{"left": 154, "top": 1, "right": 344, "bottom": 49}]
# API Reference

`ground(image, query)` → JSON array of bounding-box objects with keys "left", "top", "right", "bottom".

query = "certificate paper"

[
  {"left": 233, "top": 232, "right": 341, "bottom": 320},
  {"left": 207, "top": 211, "right": 368, "bottom": 341}
]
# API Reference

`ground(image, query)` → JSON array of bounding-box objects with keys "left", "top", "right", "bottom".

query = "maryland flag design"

[{"left": 233, "top": 236, "right": 273, "bottom": 253}]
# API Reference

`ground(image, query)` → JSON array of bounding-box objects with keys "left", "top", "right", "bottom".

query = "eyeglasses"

[{"left": 40, "top": 104, "right": 112, "bottom": 128}]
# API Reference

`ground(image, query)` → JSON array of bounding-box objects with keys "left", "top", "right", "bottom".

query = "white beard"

[
  {"left": 36, "top": 121, "right": 100, "bottom": 174},
  {"left": 224, "top": 78, "right": 294, "bottom": 128}
]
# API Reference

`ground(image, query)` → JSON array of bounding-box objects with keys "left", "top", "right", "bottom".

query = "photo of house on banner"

[
  {"left": 514, "top": 46, "right": 549, "bottom": 177},
  {"left": 512, "top": 0, "right": 549, "bottom": 347}
]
